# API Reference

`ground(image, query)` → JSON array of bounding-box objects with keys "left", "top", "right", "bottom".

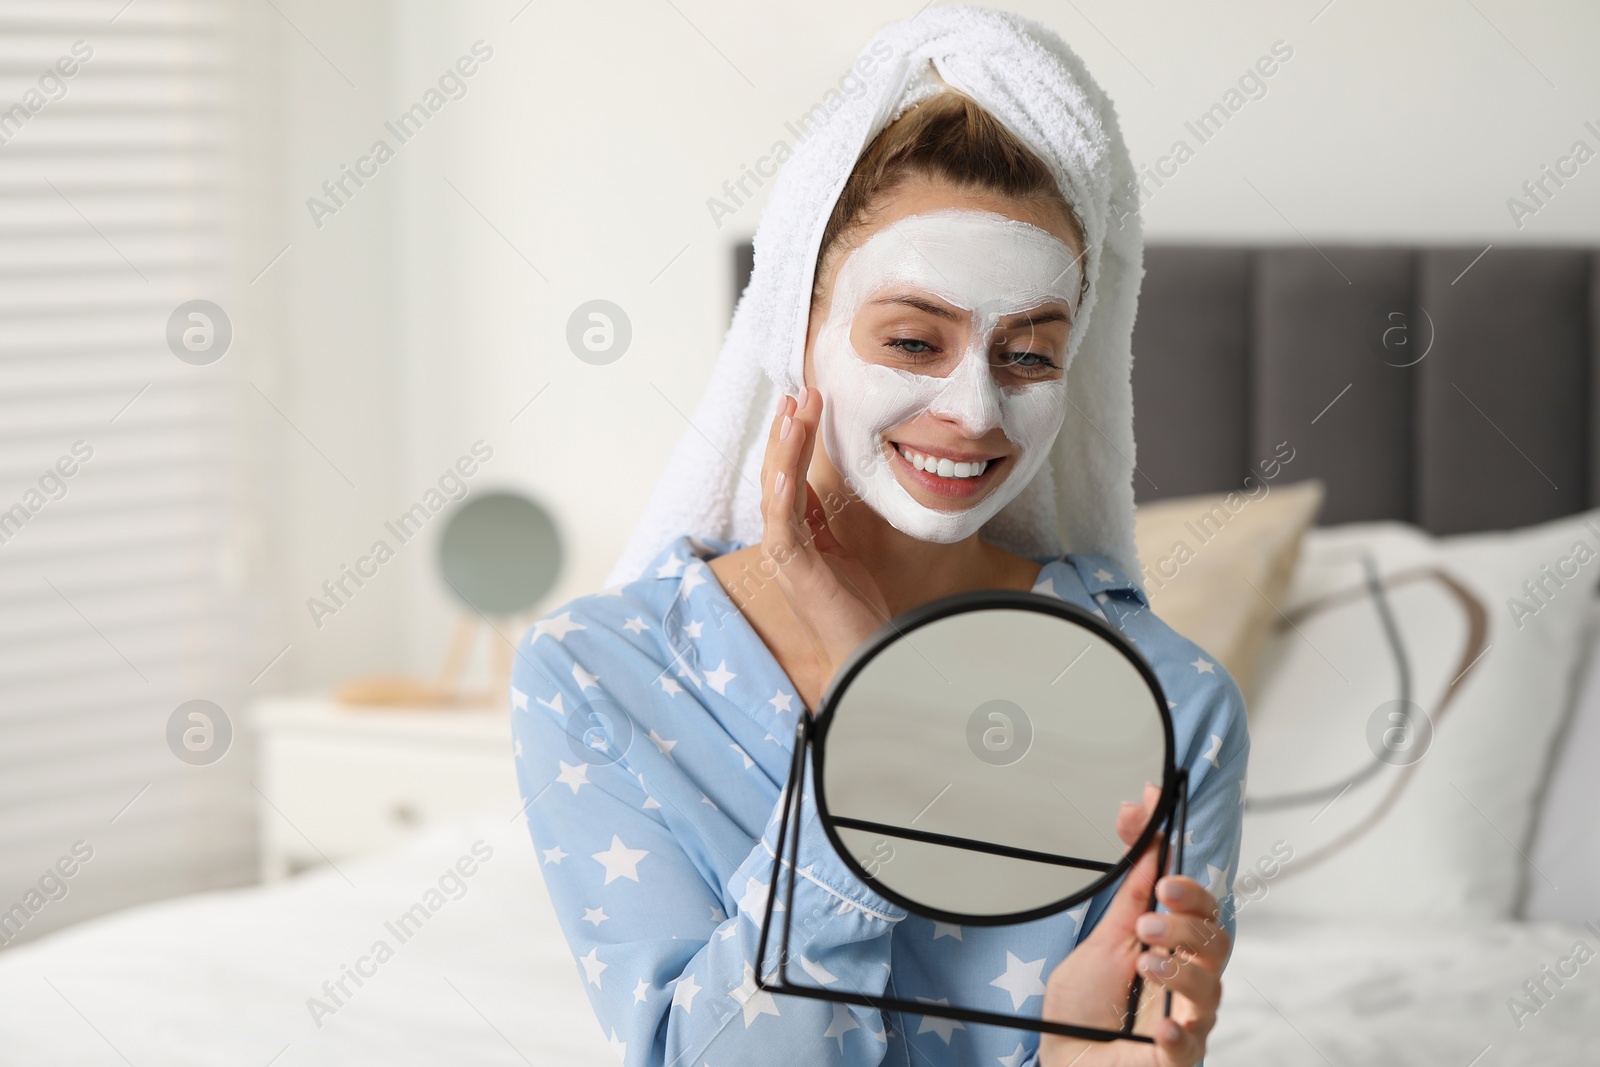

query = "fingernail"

[
  {"left": 780, "top": 415, "right": 792, "bottom": 441},
  {"left": 1161, "top": 1019, "right": 1182, "bottom": 1043},
  {"left": 797, "top": 385, "right": 809, "bottom": 407},
  {"left": 1135, "top": 914, "right": 1167, "bottom": 939},
  {"left": 1157, "top": 878, "right": 1186, "bottom": 903},
  {"left": 774, "top": 471, "right": 786, "bottom": 494},
  {"left": 1139, "top": 952, "right": 1176, "bottom": 978}
]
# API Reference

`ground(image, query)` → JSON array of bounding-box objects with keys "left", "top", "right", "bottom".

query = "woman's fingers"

[
  {"left": 760, "top": 388, "right": 842, "bottom": 615},
  {"left": 1135, "top": 909, "right": 1227, "bottom": 964},
  {"left": 1093, "top": 819, "right": 1162, "bottom": 935},
  {"left": 1135, "top": 949, "right": 1221, "bottom": 1018},
  {"left": 761, "top": 392, "right": 809, "bottom": 549},
  {"left": 1152, "top": 1015, "right": 1205, "bottom": 1067},
  {"left": 1151, "top": 878, "right": 1230, "bottom": 967},
  {"left": 1115, "top": 780, "right": 1162, "bottom": 846}
]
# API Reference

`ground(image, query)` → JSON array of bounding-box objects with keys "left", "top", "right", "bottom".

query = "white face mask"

[{"left": 811, "top": 208, "right": 1084, "bottom": 543}]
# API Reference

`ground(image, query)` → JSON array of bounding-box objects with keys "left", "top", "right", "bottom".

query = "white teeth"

[{"left": 896, "top": 445, "right": 989, "bottom": 479}]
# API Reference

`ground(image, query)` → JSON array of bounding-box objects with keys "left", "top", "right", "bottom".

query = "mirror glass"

[
  {"left": 438, "top": 491, "right": 561, "bottom": 615},
  {"left": 816, "top": 599, "right": 1170, "bottom": 922}
]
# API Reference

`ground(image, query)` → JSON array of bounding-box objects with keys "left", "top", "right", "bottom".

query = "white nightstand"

[{"left": 251, "top": 695, "right": 519, "bottom": 880}]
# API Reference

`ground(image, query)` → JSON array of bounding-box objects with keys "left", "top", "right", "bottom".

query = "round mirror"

[
  {"left": 813, "top": 590, "right": 1174, "bottom": 925},
  {"left": 437, "top": 491, "right": 561, "bottom": 616}
]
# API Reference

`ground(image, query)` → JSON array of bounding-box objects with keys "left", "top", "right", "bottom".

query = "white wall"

[{"left": 267, "top": 0, "right": 1600, "bottom": 688}]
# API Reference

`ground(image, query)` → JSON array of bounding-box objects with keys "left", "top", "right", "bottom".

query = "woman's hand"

[
  {"left": 1037, "top": 782, "right": 1231, "bottom": 1067},
  {"left": 761, "top": 387, "right": 891, "bottom": 710}
]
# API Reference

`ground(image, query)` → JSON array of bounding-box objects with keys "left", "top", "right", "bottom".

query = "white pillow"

[
  {"left": 1522, "top": 592, "right": 1600, "bottom": 922},
  {"left": 1233, "top": 509, "right": 1600, "bottom": 922}
]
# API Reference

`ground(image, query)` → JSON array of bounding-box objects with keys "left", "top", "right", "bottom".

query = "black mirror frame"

[{"left": 754, "top": 588, "right": 1190, "bottom": 1045}]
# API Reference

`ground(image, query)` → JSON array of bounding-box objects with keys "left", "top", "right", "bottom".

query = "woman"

[{"left": 511, "top": 8, "right": 1247, "bottom": 1066}]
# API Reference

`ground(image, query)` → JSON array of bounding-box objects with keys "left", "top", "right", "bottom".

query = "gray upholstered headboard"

[{"left": 733, "top": 243, "right": 1600, "bottom": 534}]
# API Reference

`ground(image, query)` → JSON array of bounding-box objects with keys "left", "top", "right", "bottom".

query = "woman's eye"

[
  {"left": 998, "top": 350, "right": 1060, "bottom": 375},
  {"left": 885, "top": 337, "right": 938, "bottom": 358}
]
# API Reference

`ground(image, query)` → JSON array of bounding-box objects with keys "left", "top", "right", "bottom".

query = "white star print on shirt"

[
  {"left": 592, "top": 835, "right": 649, "bottom": 884},
  {"left": 737, "top": 876, "right": 781, "bottom": 920},
  {"left": 623, "top": 616, "right": 648, "bottom": 634},
  {"left": 655, "top": 554, "right": 684, "bottom": 579},
  {"left": 573, "top": 662, "right": 601, "bottom": 690},
  {"left": 583, "top": 907, "right": 608, "bottom": 926},
  {"left": 537, "top": 691, "right": 565, "bottom": 715},
  {"left": 989, "top": 952, "right": 1047, "bottom": 1010},
  {"left": 531, "top": 611, "right": 586, "bottom": 644},
  {"left": 1203, "top": 732, "right": 1223, "bottom": 767},
  {"left": 542, "top": 845, "right": 567, "bottom": 864},
  {"left": 703, "top": 660, "right": 736, "bottom": 694},
  {"left": 680, "top": 564, "right": 707, "bottom": 596},
  {"left": 999, "top": 1042, "right": 1029, "bottom": 1067},
  {"left": 579, "top": 947, "right": 607, "bottom": 988},
  {"left": 649, "top": 729, "right": 678, "bottom": 759},
  {"left": 769, "top": 691, "right": 793, "bottom": 713},
  {"left": 824, "top": 1003, "right": 860, "bottom": 1052},
  {"left": 730, "top": 962, "right": 781, "bottom": 1026},
  {"left": 1191, "top": 656, "right": 1215, "bottom": 674},
  {"left": 670, "top": 972, "right": 702, "bottom": 1012},
  {"left": 1092, "top": 567, "right": 1114, "bottom": 582},
  {"left": 915, "top": 998, "right": 965, "bottom": 1043},
  {"left": 510, "top": 686, "right": 528, "bottom": 712},
  {"left": 555, "top": 761, "right": 590, "bottom": 794},
  {"left": 683, "top": 619, "right": 704, "bottom": 639},
  {"left": 632, "top": 978, "right": 650, "bottom": 1004},
  {"left": 658, "top": 676, "right": 683, "bottom": 697},
  {"left": 798, "top": 955, "right": 838, "bottom": 985},
  {"left": 932, "top": 922, "right": 962, "bottom": 941},
  {"left": 605, "top": 1027, "right": 626, "bottom": 1062}
]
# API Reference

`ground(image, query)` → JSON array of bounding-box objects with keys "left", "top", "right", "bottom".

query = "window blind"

[{"left": 0, "top": 0, "right": 256, "bottom": 946}]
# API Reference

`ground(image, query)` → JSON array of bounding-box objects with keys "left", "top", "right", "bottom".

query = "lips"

[{"left": 886, "top": 440, "right": 1007, "bottom": 500}]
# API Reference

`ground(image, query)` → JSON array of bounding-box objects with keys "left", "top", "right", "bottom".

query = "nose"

[{"left": 924, "top": 346, "right": 1003, "bottom": 438}]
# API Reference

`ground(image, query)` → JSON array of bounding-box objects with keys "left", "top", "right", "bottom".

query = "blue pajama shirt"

[{"left": 510, "top": 533, "right": 1249, "bottom": 1067}]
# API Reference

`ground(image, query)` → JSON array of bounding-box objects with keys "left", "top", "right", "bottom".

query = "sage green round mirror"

[{"left": 438, "top": 491, "right": 562, "bottom": 616}]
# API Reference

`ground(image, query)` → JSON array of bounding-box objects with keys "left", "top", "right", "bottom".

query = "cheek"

[
  {"left": 814, "top": 326, "right": 937, "bottom": 434},
  {"left": 1000, "top": 381, "right": 1068, "bottom": 451}
]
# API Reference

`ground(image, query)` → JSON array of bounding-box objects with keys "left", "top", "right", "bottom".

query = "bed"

[{"left": 3, "top": 243, "right": 1597, "bottom": 1065}]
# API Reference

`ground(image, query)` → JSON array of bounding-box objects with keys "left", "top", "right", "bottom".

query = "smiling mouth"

[{"left": 885, "top": 441, "right": 1008, "bottom": 500}]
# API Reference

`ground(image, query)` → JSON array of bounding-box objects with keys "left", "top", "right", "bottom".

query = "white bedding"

[
  {"left": 2, "top": 800, "right": 1595, "bottom": 1066},
  {"left": 0, "top": 804, "right": 613, "bottom": 1067},
  {"left": 1212, "top": 913, "right": 1600, "bottom": 1065}
]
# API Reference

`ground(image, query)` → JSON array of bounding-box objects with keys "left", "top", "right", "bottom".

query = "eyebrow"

[
  {"left": 867, "top": 295, "right": 1072, "bottom": 327},
  {"left": 868, "top": 294, "right": 961, "bottom": 320},
  {"left": 1001, "top": 309, "right": 1070, "bottom": 328}
]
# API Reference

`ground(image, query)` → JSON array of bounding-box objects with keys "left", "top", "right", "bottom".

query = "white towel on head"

[{"left": 605, "top": 4, "right": 1146, "bottom": 590}]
